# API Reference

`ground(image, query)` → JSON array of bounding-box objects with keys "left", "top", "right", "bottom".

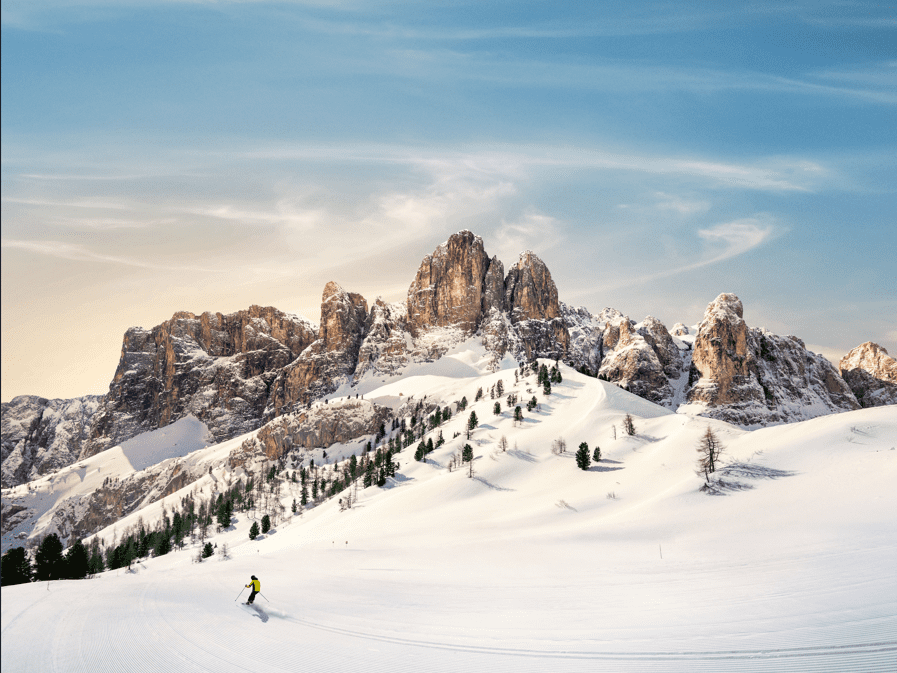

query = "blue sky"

[{"left": 2, "top": 1, "right": 895, "bottom": 401}]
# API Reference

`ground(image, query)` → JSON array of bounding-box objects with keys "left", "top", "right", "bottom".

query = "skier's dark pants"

[{"left": 248, "top": 589, "right": 258, "bottom": 604}]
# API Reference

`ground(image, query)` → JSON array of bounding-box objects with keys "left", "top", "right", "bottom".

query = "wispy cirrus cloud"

[
  {"left": 595, "top": 216, "right": 779, "bottom": 291},
  {"left": 1, "top": 239, "right": 220, "bottom": 272}
]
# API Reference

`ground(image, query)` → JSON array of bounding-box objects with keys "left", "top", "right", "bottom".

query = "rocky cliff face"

[
  {"left": 265, "top": 283, "right": 369, "bottom": 416},
  {"left": 839, "top": 342, "right": 897, "bottom": 408},
  {"left": 84, "top": 305, "right": 318, "bottom": 459},
  {"left": 688, "top": 294, "right": 762, "bottom": 408},
  {"left": 598, "top": 318, "right": 672, "bottom": 404},
  {"left": 406, "top": 230, "right": 491, "bottom": 336},
  {"left": 250, "top": 399, "right": 391, "bottom": 464},
  {"left": 1, "top": 395, "right": 102, "bottom": 488},
  {"left": 685, "top": 294, "right": 860, "bottom": 426},
  {"left": 349, "top": 233, "right": 575, "bottom": 381}
]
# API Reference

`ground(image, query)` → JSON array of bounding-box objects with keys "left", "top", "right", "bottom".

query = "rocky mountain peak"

[
  {"left": 406, "top": 230, "right": 490, "bottom": 336},
  {"left": 686, "top": 293, "right": 860, "bottom": 425},
  {"left": 838, "top": 342, "right": 897, "bottom": 408},
  {"left": 320, "top": 282, "right": 368, "bottom": 354},
  {"left": 504, "top": 251, "right": 560, "bottom": 323},
  {"left": 840, "top": 342, "right": 897, "bottom": 382},
  {"left": 688, "top": 293, "right": 754, "bottom": 407}
]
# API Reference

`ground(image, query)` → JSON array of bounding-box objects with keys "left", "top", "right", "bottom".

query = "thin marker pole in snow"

[{"left": 659, "top": 544, "right": 663, "bottom": 559}]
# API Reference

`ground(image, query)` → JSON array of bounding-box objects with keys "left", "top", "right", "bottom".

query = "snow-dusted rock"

[
  {"left": 266, "top": 283, "right": 368, "bottom": 415},
  {"left": 598, "top": 318, "right": 673, "bottom": 404},
  {"left": 839, "top": 342, "right": 897, "bottom": 408},
  {"left": 254, "top": 399, "right": 391, "bottom": 461},
  {"left": 686, "top": 293, "right": 860, "bottom": 426},
  {"left": 407, "top": 230, "right": 491, "bottom": 336},
  {"left": 84, "top": 305, "right": 317, "bottom": 459},
  {"left": 637, "top": 316, "right": 685, "bottom": 380},
  {"left": 1, "top": 395, "right": 101, "bottom": 488}
]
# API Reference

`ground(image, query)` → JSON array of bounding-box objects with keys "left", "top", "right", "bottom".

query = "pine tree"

[
  {"left": 154, "top": 534, "right": 172, "bottom": 557},
  {"left": 514, "top": 406, "right": 523, "bottom": 425},
  {"left": 88, "top": 539, "right": 105, "bottom": 575},
  {"left": 249, "top": 522, "right": 260, "bottom": 540},
  {"left": 462, "top": 444, "right": 474, "bottom": 462},
  {"left": 1, "top": 547, "right": 32, "bottom": 586},
  {"left": 576, "top": 442, "right": 591, "bottom": 470},
  {"left": 494, "top": 401, "right": 501, "bottom": 415},
  {"left": 623, "top": 414, "right": 636, "bottom": 436},
  {"left": 496, "top": 379, "right": 504, "bottom": 396},
  {"left": 593, "top": 445, "right": 601, "bottom": 462},
  {"left": 475, "top": 387, "right": 483, "bottom": 401},
  {"left": 202, "top": 542, "right": 215, "bottom": 558},
  {"left": 34, "top": 533, "right": 65, "bottom": 581},
  {"left": 261, "top": 514, "right": 271, "bottom": 534},
  {"left": 467, "top": 411, "right": 478, "bottom": 438},
  {"left": 543, "top": 379, "right": 551, "bottom": 396},
  {"left": 64, "top": 539, "right": 90, "bottom": 579}
]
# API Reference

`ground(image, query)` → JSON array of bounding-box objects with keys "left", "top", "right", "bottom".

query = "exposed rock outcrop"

[
  {"left": 505, "top": 251, "right": 561, "bottom": 322},
  {"left": 254, "top": 399, "right": 391, "bottom": 462},
  {"left": 406, "top": 230, "right": 490, "bottom": 336},
  {"left": 84, "top": 305, "right": 317, "bottom": 459},
  {"left": 598, "top": 317, "right": 673, "bottom": 404},
  {"left": 266, "top": 283, "right": 368, "bottom": 415},
  {"left": 686, "top": 293, "right": 860, "bottom": 426},
  {"left": 839, "top": 342, "right": 897, "bottom": 408},
  {"left": 354, "top": 299, "right": 413, "bottom": 380},
  {"left": 638, "top": 316, "right": 685, "bottom": 380}
]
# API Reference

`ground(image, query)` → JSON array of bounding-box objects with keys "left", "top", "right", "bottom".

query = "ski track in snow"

[{"left": 3, "top": 366, "right": 897, "bottom": 672}]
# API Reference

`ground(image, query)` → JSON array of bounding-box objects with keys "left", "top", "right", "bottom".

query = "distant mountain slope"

[{"left": 3, "top": 231, "right": 892, "bottom": 491}]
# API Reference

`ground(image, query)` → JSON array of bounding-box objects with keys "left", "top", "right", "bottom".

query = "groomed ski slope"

[{"left": 3, "top": 365, "right": 896, "bottom": 672}]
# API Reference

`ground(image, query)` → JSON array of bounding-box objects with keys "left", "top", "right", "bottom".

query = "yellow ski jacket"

[{"left": 246, "top": 579, "right": 260, "bottom": 592}]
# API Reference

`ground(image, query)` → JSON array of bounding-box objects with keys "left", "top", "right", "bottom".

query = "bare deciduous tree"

[{"left": 696, "top": 427, "right": 724, "bottom": 483}]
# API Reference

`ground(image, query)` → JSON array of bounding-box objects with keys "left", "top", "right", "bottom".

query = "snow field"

[{"left": 3, "top": 364, "right": 896, "bottom": 671}]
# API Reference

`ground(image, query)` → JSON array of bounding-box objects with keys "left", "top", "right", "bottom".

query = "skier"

[{"left": 245, "top": 575, "right": 260, "bottom": 604}]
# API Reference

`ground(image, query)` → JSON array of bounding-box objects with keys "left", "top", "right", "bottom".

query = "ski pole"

[
  {"left": 235, "top": 587, "right": 245, "bottom": 602},
  {"left": 259, "top": 592, "right": 270, "bottom": 603}
]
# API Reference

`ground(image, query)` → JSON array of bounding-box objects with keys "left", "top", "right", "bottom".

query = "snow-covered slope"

[
  {"left": 3, "top": 364, "right": 895, "bottom": 671},
  {"left": 1, "top": 416, "right": 214, "bottom": 551}
]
